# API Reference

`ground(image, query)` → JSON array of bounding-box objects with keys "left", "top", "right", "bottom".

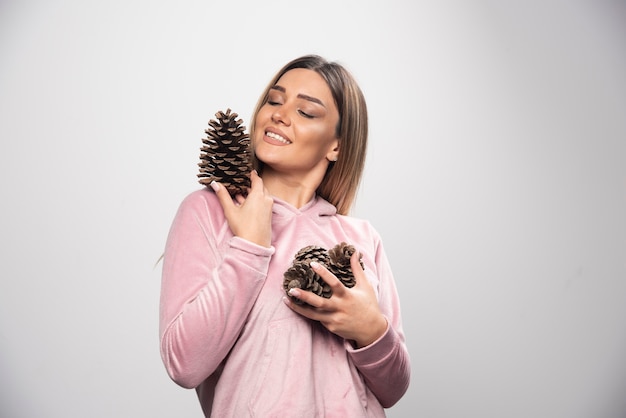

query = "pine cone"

[
  {"left": 294, "top": 245, "right": 329, "bottom": 264},
  {"left": 327, "top": 242, "right": 364, "bottom": 289},
  {"left": 283, "top": 246, "right": 330, "bottom": 305},
  {"left": 283, "top": 243, "right": 364, "bottom": 305},
  {"left": 283, "top": 260, "right": 332, "bottom": 304},
  {"left": 198, "top": 109, "right": 252, "bottom": 196}
]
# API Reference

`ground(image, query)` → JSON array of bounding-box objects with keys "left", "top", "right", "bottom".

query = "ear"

[{"left": 326, "top": 140, "right": 339, "bottom": 162}]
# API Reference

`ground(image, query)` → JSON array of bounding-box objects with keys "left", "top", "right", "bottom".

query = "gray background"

[{"left": 1, "top": 1, "right": 625, "bottom": 417}]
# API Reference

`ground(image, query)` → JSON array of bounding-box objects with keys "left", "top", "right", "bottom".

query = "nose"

[{"left": 271, "top": 105, "right": 290, "bottom": 126}]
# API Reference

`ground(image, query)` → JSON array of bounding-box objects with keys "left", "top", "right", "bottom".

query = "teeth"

[{"left": 266, "top": 131, "right": 291, "bottom": 144}]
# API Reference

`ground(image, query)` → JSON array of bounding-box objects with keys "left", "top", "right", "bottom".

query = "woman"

[{"left": 160, "top": 55, "right": 410, "bottom": 417}]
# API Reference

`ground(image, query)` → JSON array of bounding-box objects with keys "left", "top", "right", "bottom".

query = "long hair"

[{"left": 250, "top": 55, "right": 368, "bottom": 215}]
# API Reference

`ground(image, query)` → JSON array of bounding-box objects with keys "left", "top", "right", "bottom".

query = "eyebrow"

[{"left": 270, "top": 85, "right": 325, "bottom": 108}]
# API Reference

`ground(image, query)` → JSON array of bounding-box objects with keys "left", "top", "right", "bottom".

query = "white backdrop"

[{"left": 1, "top": 1, "right": 625, "bottom": 417}]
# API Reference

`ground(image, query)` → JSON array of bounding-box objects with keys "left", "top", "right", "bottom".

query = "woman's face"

[{"left": 253, "top": 68, "right": 340, "bottom": 176}]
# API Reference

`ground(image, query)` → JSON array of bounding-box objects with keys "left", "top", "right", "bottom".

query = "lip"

[{"left": 263, "top": 127, "right": 292, "bottom": 145}]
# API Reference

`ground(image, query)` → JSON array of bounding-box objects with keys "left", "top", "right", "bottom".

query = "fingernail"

[
  {"left": 210, "top": 181, "right": 219, "bottom": 192},
  {"left": 288, "top": 288, "right": 300, "bottom": 297},
  {"left": 310, "top": 261, "right": 320, "bottom": 270}
]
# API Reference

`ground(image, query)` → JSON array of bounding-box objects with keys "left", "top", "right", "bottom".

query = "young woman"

[{"left": 159, "top": 55, "right": 410, "bottom": 417}]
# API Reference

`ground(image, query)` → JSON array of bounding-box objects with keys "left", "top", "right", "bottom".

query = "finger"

[
  {"left": 349, "top": 251, "right": 371, "bottom": 290},
  {"left": 234, "top": 194, "right": 245, "bottom": 206},
  {"left": 249, "top": 170, "right": 263, "bottom": 191},
  {"left": 350, "top": 252, "right": 365, "bottom": 280},
  {"left": 210, "top": 180, "right": 235, "bottom": 212},
  {"left": 310, "top": 261, "right": 342, "bottom": 289},
  {"left": 283, "top": 291, "right": 325, "bottom": 317},
  {"left": 286, "top": 287, "right": 317, "bottom": 308}
]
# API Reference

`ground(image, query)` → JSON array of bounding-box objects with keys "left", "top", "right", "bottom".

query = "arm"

[
  {"left": 348, "top": 239, "right": 410, "bottom": 407},
  {"left": 159, "top": 190, "right": 274, "bottom": 389}
]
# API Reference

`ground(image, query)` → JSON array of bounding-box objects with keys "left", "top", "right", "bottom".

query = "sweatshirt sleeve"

[
  {"left": 347, "top": 233, "right": 411, "bottom": 408},
  {"left": 159, "top": 190, "right": 274, "bottom": 389}
]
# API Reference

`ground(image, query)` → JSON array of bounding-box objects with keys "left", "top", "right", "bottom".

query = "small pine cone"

[
  {"left": 283, "top": 261, "right": 313, "bottom": 293},
  {"left": 283, "top": 245, "right": 330, "bottom": 305},
  {"left": 293, "top": 245, "right": 330, "bottom": 264},
  {"left": 197, "top": 109, "right": 252, "bottom": 196},
  {"left": 283, "top": 261, "right": 331, "bottom": 305},
  {"left": 327, "top": 242, "right": 364, "bottom": 288},
  {"left": 283, "top": 243, "right": 365, "bottom": 304}
]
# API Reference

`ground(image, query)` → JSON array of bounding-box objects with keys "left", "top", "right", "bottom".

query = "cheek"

[
  {"left": 307, "top": 125, "right": 338, "bottom": 151},
  {"left": 252, "top": 112, "right": 268, "bottom": 142},
  {"left": 254, "top": 106, "right": 271, "bottom": 127}
]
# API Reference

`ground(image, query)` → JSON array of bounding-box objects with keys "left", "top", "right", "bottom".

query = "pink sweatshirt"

[{"left": 160, "top": 188, "right": 411, "bottom": 417}]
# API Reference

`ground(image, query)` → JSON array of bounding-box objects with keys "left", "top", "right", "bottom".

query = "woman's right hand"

[{"left": 211, "top": 170, "right": 273, "bottom": 248}]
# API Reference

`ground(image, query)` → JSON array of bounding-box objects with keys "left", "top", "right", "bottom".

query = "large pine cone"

[
  {"left": 283, "top": 243, "right": 364, "bottom": 306},
  {"left": 198, "top": 109, "right": 252, "bottom": 196}
]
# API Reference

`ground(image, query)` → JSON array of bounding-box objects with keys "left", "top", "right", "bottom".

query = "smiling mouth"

[{"left": 266, "top": 131, "right": 292, "bottom": 144}]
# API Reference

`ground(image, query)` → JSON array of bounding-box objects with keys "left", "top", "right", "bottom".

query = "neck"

[{"left": 260, "top": 169, "right": 322, "bottom": 209}]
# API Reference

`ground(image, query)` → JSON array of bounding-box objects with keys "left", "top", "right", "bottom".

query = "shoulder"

[
  {"left": 182, "top": 186, "right": 214, "bottom": 201},
  {"left": 336, "top": 213, "right": 380, "bottom": 235},
  {"left": 179, "top": 187, "right": 219, "bottom": 209},
  {"left": 173, "top": 187, "right": 225, "bottom": 224},
  {"left": 335, "top": 213, "right": 382, "bottom": 245}
]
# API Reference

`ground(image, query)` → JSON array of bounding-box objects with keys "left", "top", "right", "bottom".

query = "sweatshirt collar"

[{"left": 271, "top": 195, "right": 337, "bottom": 218}]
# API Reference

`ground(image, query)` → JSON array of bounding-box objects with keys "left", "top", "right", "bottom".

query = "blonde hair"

[{"left": 250, "top": 55, "right": 368, "bottom": 215}]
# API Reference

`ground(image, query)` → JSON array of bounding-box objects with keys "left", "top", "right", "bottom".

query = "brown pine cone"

[
  {"left": 197, "top": 109, "right": 252, "bottom": 196},
  {"left": 327, "top": 242, "right": 364, "bottom": 288},
  {"left": 283, "top": 243, "right": 364, "bottom": 305},
  {"left": 283, "top": 246, "right": 330, "bottom": 305},
  {"left": 293, "top": 245, "right": 330, "bottom": 264}
]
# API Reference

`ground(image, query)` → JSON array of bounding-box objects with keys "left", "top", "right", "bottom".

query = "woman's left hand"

[{"left": 283, "top": 252, "right": 388, "bottom": 348}]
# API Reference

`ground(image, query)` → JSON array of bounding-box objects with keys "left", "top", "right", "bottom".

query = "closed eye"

[{"left": 298, "top": 109, "right": 314, "bottom": 119}]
